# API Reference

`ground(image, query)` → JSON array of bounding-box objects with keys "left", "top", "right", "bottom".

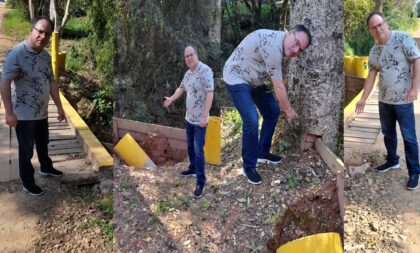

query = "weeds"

[
  {"left": 3, "top": 9, "right": 30, "bottom": 39},
  {"left": 278, "top": 140, "right": 291, "bottom": 153},
  {"left": 156, "top": 200, "right": 169, "bottom": 214},
  {"left": 121, "top": 180, "right": 132, "bottom": 189},
  {"left": 79, "top": 186, "right": 94, "bottom": 202},
  {"left": 199, "top": 199, "right": 211, "bottom": 210},
  {"left": 98, "top": 195, "right": 113, "bottom": 216},
  {"left": 286, "top": 173, "right": 302, "bottom": 189},
  {"left": 264, "top": 209, "right": 281, "bottom": 224},
  {"left": 247, "top": 241, "right": 263, "bottom": 253},
  {"left": 220, "top": 209, "right": 230, "bottom": 223}
]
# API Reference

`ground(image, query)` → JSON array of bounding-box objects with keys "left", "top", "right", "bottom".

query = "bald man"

[{"left": 164, "top": 46, "right": 214, "bottom": 198}]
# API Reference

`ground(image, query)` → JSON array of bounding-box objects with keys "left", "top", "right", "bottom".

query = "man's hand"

[
  {"left": 57, "top": 106, "right": 66, "bottom": 122},
  {"left": 284, "top": 107, "right": 298, "bottom": 123},
  {"left": 407, "top": 87, "right": 418, "bottom": 103},
  {"left": 199, "top": 114, "right": 208, "bottom": 128},
  {"left": 163, "top": 96, "right": 173, "bottom": 107},
  {"left": 355, "top": 99, "right": 366, "bottom": 114},
  {"left": 5, "top": 111, "right": 17, "bottom": 127}
]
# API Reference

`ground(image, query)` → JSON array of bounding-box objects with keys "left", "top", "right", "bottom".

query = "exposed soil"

[{"left": 114, "top": 115, "right": 343, "bottom": 252}]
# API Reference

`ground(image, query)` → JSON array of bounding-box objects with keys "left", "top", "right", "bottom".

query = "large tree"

[
  {"left": 114, "top": 0, "right": 222, "bottom": 127},
  {"left": 286, "top": 0, "right": 344, "bottom": 153}
]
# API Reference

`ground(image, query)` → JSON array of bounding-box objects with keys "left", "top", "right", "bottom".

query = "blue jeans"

[
  {"left": 225, "top": 83, "right": 280, "bottom": 171},
  {"left": 185, "top": 120, "right": 207, "bottom": 186},
  {"left": 379, "top": 102, "right": 420, "bottom": 176},
  {"left": 15, "top": 119, "right": 53, "bottom": 186}
]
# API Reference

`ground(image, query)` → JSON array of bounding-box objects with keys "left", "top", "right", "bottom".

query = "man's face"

[
  {"left": 283, "top": 31, "right": 309, "bottom": 57},
  {"left": 368, "top": 14, "right": 390, "bottom": 44},
  {"left": 29, "top": 19, "right": 52, "bottom": 52},
  {"left": 184, "top": 47, "right": 198, "bottom": 71}
]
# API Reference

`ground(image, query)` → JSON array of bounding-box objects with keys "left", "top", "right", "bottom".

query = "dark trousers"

[
  {"left": 15, "top": 119, "right": 53, "bottom": 186},
  {"left": 225, "top": 83, "right": 280, "bottom": 171},
  {"left": 379, "top": 102, "right": 420, "bottom": 176},
  {"left": 185, "top": 120, "right": 207, "bottom": 186}
]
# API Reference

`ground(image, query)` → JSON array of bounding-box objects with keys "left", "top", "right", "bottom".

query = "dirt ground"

[{"left": 114, "top": 113, "right": 343, "bottom": 252}]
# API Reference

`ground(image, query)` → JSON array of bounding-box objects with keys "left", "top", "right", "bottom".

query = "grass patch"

[
  {"left": 286, "top": 173, "right": 302, "bottom": 189},
  {"left": 121, "top": 180, "right": 132, "bottom": 189},
  {"left": 98, "top": 195, "right": 113, "bottom": 216},
  {"left": 78, "top": 186, "right": 94, "bottom": 202},
  {"left": 67, "top": 46, "right": 84, "bottom": 72},
  {"left": 3, "top": 9, "right": 31, "bottom": 39},
  {"left": 63, "top": 16, "right": 90, "bottom": 38}
]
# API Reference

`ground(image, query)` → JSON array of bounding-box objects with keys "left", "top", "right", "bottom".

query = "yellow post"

[
  {"left": 276, "top": 232, "right": 343, "bottom": 253},
  {"left": 114, "top": 133, "right": 157, "bottom": 168},
  {"left": 353, "top": 56, "right": 369, "bottom": 78},
  {"left": 204, "top": 116, "right": 221, "bottom": 165},
  {"left": 344, "top": 56, "right": 354, "bottom": 75},
  {"left": 57, "top": 51, "right": 67, "bottom": 71},
  {"left": 51, "top": 32, "right": 59, "bottom": 81}
]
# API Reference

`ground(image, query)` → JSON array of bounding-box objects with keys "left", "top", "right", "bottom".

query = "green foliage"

[
  {"left": 223, "top": 109, "right": 243, "bottom": 135},
  {"left": 286, "top": 173, "right": 302, "bottom": 189},
  {"left": 3, "top": 9, "right": 31, "bottom": 39},
  {"left": 247, "top": 241, "right": 263, "bottom": 253},
  {"left": 199, "top": 200, "right": 211, "bottom": 210},
  {"left": 88, "top": 218, "right": 114, "bottom": 243},
  {"left": 63, "top": 16, "right": 90, "bottom": 38},
  {"left": 264, "top": 209, "right": 281, "bottom": 224},
  {"left": 345, "top": 0, "right": 418, "bottom": 55},
  {"left": 277, "top": 140, "right": 290, "bottom": 153},
  {"left": 98, "top": 195, "right": 113, "bottom": 216},
  {"left": 156, "top": 200, "right": 169, "bottom": 214},
  {"left": 132, "top": 101, "right": 153, "bottom": 123},
  {"left": 93, "top": 85, "right": 113, "bottom": 117},
  {"left": 121, "top": 180, "right": 132, "bottom": 189},
  {"left": 67, "top": 46, "right": 84, "bottom": 71},
  {"left": 220, "top": 209, "right": 230, "bottom": 223},
  {"left": 344, "top": 42, "right": 355, "bottom": 56}
]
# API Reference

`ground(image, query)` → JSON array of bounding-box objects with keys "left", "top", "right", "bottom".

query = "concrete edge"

[
  {"left": 314, "top": 138, "right": 345, "bottom": 222},
  {"left": 60, "top": 92, "right": 113, "bottom": 170}
]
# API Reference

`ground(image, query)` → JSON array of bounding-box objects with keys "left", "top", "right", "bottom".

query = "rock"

[{"left": 348, "top": 163, "right": 370, "bottom": 176}]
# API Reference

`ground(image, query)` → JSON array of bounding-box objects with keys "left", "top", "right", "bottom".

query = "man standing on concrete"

[
  {"left": 1, "top": 17, "right": 66, "bottom": 196},
  {"left": 356, "top": 12, "right": 420, "bottom": 190},
  {"left": 223, "top": 25, "right": 311, "bottom": 185},
  {"left": 164, "top": 46, "right": 214, "bottom": 198}
]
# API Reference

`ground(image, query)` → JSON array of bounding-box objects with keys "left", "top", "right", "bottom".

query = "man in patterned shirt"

[
  {"left": 164, "top": 46, "right": 214, "bottom": 198},
  {"left": 223, "top": 25, "right": 311, "bottom": 185},
  {"left": 1, "top": 17, "right": 66, "bottom": 196},
  {"left": 356, "top": 12, "right": 420, "bottom": 190}
]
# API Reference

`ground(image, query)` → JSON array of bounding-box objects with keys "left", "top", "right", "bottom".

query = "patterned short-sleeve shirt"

[
  {"left": 2, "top": 40, "right": 54, "bottom": 120},
  {"left": 223, "top": 29, "right": 285, "bottom": 87},
  {"left": 179, "top": 61, "right": 214, "bottom": 125},
  {"left": 368, "top": 31, "right": 420, "bottom": 104}
]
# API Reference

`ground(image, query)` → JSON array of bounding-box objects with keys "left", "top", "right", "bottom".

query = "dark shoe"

[
  {"left": 257, "top": 153, "right": 282, "bottom": 164},
  {"left": 193, "top": 184, "right": 204, "bottom": 198},
  {"left": 407, "top": 174, "right": 419, "bottom": 190},
  {"left": 181, "top": 169, "right": 196, "bottom": 177},
  {"left": 376, "top": 162, "right": 400, "bottom": 173},
  {"left": 23, "top": 184, "right": 44, "bottom": 196},
  {"left": 39, "top": 167, "right": 63, "bottom": 177},
  {"left": 241, "top": 168, "right": 262, "bottom": 185}
]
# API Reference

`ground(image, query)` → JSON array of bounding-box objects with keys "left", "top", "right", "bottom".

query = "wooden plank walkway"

[
  {"left": 344, "top": 86, "right": 381, "bottom": 148},
  {"left": 0, "top": 98, "right": 85, "bottom": 182}
]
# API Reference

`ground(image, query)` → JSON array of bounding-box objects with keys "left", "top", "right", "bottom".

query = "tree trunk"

[
  {"left": 28, "top": 0, "right": 34, "bottom": 21},
  {"left": 114, "top": 0, "right": 221, "bottom": 127},
  {"left": 49, "top": 0, "right": 59, "bottom": 32},
  {"left": 375, "top": 0, "right": 383, "bottom": 13},
  {"left": 286, "top": 0, "right": 344, "bottom": 153}
]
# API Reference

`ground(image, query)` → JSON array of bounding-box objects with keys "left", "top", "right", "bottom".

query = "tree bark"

[
  {"left": 114, "top": 0, "right": 221, "bottom": 127},
  {"left": 49, "top": 0, "right": 71, "bottom": 34},
  {"left": 28, "top": 0, "right": 34, "bottom": 21},
  {"left": 286, "top": 0, "right": 344, "bottom": 152},
  {"left": 375, "top": 0, "right": 383, "bottom": 13}
]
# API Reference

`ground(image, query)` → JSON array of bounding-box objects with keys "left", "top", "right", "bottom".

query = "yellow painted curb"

[
  {"left": 113, "top": 133, "right": 156, "bottom": 168},
  {"left": 60, "top": 92, "right": 113, "bottom": 169},
  {"left": 343, "top": 88, "right": 363, "bottom": 125},
  {"left": 276, "top": 232, "right": 343, "bottom": 253}
]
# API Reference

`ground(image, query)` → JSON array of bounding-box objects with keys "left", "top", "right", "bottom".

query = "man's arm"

[
  {"left": 199, "top": 91, "right": 214, "bottom": 127},
  {"left": 49, "top": 80, "right": 66, "bottom": 122},
  {"left": 407, "top": 57, "right": 420, "bottom": 102},
  {"left": 272, "top": 79, "right": 297, "bottom": 123},
  {"left": 0, "top": 79, "right": 17, "bottom": 127},
  {"left": 163, "top": 87, "right": 185, "bottom": 107},
  {"left": 355, "top": 69, "right": 378, "bottom": 114}
]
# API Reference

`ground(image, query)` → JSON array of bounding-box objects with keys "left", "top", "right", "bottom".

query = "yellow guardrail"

[
  {"left": 204, "top": 116, "right": 221, "bottom": 165},
  {"left": 60, "top": 92, "right": 113, "bottom": 169},
  {"left": 114, "top": 133, "right": 156, "bottom": 168},
  {"left": 276, "top": 232, "right": 343, "bottom": 253}
]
